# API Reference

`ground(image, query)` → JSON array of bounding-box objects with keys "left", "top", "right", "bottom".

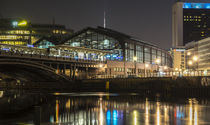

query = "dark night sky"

[{"left": 0, "top": 0, "right": 209, "bottom": 49}]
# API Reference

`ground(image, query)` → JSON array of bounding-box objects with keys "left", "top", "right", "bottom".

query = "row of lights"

[
  {"left": 187, "top": 52, "right": 198, "bottom": 66},
  {"left": 134, "top": 56, "right": 168, "bottom": 70}
]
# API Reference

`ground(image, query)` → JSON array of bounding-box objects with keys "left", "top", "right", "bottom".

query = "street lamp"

[
  {"left": 155, "top": 58, "right": 161, "bottom": 77},
  {"left": 193, "top": 56, "right": 198, "bottom": 62},
  {"left": 144, "top": 64, "right": 149, "bottom": 77},
  {"left": 133, "top": 56, "right": 137, "bottom": 76}
]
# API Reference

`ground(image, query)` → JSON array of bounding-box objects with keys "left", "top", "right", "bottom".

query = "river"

[{"left": 0, "top": 90, "right": 210, "bottom": 125}]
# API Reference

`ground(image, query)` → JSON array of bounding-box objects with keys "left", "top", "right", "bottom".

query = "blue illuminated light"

[
  {"left": 106, "top": 110, "right": 111, "bottom": 125},
  {"left": 2, "top": 48, "right": 10, "bottom": 51},
  {"left": 113, "top": 110, "right": 118, "bottom": 125},
  {"left": 107, "top": 110, "right": 111, "bottom": 120},
  {"left": 106, "top": 55, "right": 111, "bottom": 58},
  {"left": 183, "top": 3, "right": 210, "bottom": 9},
  {"left": 27, "top": 44, "right": 34, "bottom": 48},
  {"left": 112, "top": 55, "right": 117, "bottom": 58}
]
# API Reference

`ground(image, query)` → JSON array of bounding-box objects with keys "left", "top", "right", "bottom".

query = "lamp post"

[
  {"left": 188, "top": 60, "right": 193, "bottom": 76},
  {"left": 193, "top": 55, "right": 198, "bottom": 76},
  {"left": 155, "top": 58, "right": 161, "bottom": 77},
  {"left": 144, "top": 64, "right": 149, "bottom": 77},
  {"left": 133, "top": 56, "right": 137, "bottom": 76},
  {"left": 164, "top": 66, "right": 168, "bottom": 77}
]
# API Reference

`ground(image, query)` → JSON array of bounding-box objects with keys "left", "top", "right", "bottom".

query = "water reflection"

[{"left": 0, "top": 91, "right": 210, "bottom": 125}]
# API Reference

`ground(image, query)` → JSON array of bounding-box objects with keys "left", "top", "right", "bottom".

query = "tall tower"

[
  {"left": 172, "top": 2, "right": 184, "bottom": 47},
  {"left": 172, "top": 2, "right": 210, "bottom": 47}
]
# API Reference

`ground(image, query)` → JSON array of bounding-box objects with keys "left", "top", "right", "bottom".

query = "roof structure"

[
  {"left": 65, "top": 26, "right": 161, "bottom": 49},
  {"left": 35, "top": 26, "right": 166, "bottom": 51}
]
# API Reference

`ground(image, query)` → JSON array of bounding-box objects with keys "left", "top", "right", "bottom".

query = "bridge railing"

[
  {"left": 0, "top": 49, "right": 105, "bottom": 64},
  {"left": 87, "top": 70, "right": 210, "bottom": 79}
]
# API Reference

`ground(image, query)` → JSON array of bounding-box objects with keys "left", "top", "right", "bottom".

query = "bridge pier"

[
  {"left": 70, "top": 66, "right": 73, "bottom": 79},
  {"left": 72, "top": 65, "right": 76, "bottom": 80},
  {"left": 63, "top": 64, "right": 66, "bottom": 74}
]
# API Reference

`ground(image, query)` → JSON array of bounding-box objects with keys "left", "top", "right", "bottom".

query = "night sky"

[{"left": 0, "top": 0, "right": 209, "bottom": 49}]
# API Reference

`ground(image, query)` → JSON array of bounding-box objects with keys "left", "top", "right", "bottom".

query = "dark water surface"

[{"left": 0, "top": 90, "right": 210, "bottom": 125}]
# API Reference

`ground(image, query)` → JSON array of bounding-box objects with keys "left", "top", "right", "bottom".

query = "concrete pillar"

[
  {"left": 63, "top": 64, "right": 66, "bottom": 74},
  {"left": 70, "top": 66, "right": 73, "bottom": 79},
  {"left": 86, "top": 67, "right": 88, "bottom": 79},
  {"left": 56, "top": 64, "right": 59, "bottom": 74},
  {"left": 73, "top": 65, "right": 76, "bottom": 80}
]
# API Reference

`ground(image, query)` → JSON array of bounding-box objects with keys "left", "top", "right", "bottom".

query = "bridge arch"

[{"left": 0, "top": 59, "right": 69, "bottom": 82}]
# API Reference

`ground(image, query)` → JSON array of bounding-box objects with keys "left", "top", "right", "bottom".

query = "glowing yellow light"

[
  {"left": 99, "top": 64, "right": 103, "bottom": 68},
  {"left": 193, "top": 56, "right": 198, "bottom": 62},
  {"left": 133, "top": 56, "right": 137, "bottom": 62},
  {"left": 155, "top": 58, "right": 161, "bottom": 64},
  {"left": 175, "top": 68, "right": 178, "bottom": 71},
  {"left": 188, "top": 60, "right": 193, "bottom": 65},
  {"left": 187, "top": 52, "right": 191, "bottom": 56},
  {"left": 164, "top": 66, "right": 168, "bottom": 70},
  {"left": 18, "top": 20, "right": 27, "bottom": 26},
  {"left": 145, "top": 64, "right": 149, "bottom": 68}
]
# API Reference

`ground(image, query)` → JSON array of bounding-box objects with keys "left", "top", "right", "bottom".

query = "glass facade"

[
  {"left": 65, "top": 30, "right": 123, "bottom": 61},
  {"left": 63, "top": 27, "right": 173, "bottom": 67},
  {"left": 37, "top": 40, "right": 55, "bottom": 49}
]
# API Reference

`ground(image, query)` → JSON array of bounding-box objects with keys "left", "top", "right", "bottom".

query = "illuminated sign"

[
  {"left": 11, "top": 20, "right": 28, "bottom": 27},
  {"left": 18, "top": 20, "right": 27, "bottom": 26},
  {"left": 183, "top": 3, "right": 210, "bottom": 9}
]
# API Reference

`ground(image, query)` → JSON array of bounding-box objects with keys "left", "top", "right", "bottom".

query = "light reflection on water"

[{"left": 0, "top": 91, "right": 210, "bottom": 125}]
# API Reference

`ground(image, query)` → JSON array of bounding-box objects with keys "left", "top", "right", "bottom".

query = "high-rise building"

[
  {"left": 172, "top": 2, "right": 210, "bottom": 47},
  {"left": 0, "top": 18, "right": 73, "bottom": 46}
]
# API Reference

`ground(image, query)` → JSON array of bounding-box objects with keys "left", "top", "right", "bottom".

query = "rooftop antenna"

[
  {"left": 104, "top": 11, "right": 106, "bottom": 28},
  {"left": 103, "top": 0, "right": 106, "bottom": 28}
]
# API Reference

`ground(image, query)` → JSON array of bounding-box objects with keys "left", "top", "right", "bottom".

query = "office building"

[
  {"left": 0, "top": 18, "right": 73, "bottom": 46},
  {"left": 172, "top": 2, "right": 210, "bottom": 47}
]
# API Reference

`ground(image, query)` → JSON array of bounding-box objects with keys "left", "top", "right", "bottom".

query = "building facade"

[
  {"left": 169, "top": 47, "right": 186, "bottom": 71},
  {"left": 63, "top": 27, "right": 173, "bottom": 76},
  {"left": 172, "top": 2, "right": 210, "bottom": 47},
  {"left": 185, "top": 37, "right": 210, "bottom": 71},
  {"left": 0, "top": 18, "right": 73, "bottom": 46}
]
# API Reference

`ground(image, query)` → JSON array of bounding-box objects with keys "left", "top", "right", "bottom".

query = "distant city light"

[{"left": 183, "top": 3, "right": 210, "bottom": 9}]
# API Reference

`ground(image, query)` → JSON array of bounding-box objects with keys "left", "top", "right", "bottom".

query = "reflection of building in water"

[{"left": 43, "top": 97, "right": 204, "bottom": 125}]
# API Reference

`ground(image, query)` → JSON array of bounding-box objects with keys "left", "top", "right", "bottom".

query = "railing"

[
  {"left": 88, "top": 70, "right": 210, "bottom": 79},
  {"left": 0, "top": 50, "right": 105, "bottom": 64}
]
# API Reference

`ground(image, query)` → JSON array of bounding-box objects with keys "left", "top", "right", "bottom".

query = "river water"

[{"left": 0, "top": 90, "right": 210, "bottom": 125}]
